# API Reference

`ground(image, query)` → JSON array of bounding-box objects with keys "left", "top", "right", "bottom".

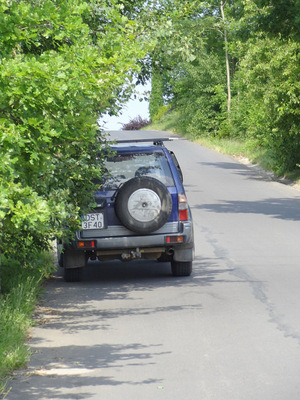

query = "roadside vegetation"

[
  {"left": 0, "top": 0, "right": 154, "bottom": 272},
  {"left": 0, "top": 252, "right": 53, "bottom": 396},
  {"left": 146, "top": 1, "right": 300, "bottom": 180},
  {"left": 122, "top": 115, "right": 150, "bottom": 130},
  {"left": 146, "top": 111, "right": 300, "bottom": 184}
]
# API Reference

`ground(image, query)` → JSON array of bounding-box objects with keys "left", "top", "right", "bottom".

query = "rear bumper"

[
  {"left": 74, "top": 221, "right": 194, "bottom": 262},
  {"left": 77, "top": 220, "right": 193, "bottom": 247}
]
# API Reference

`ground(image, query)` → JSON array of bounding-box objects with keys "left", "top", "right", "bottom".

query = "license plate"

[{"left": 82, "top": 213, "right": 105, "bottom": 230}]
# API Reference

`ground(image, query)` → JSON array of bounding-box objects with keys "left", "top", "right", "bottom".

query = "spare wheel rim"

[{"left": 128, "top": 188, "right": 162, "bottom": 222}]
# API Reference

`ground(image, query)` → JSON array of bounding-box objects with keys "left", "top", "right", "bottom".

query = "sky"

[{"left": 99, "top": 83, "right": 150, "bottom": 131}]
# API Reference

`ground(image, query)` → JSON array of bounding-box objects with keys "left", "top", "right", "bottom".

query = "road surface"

[{"left": 6, "top": 130, "right": 300, "bottom": 400}]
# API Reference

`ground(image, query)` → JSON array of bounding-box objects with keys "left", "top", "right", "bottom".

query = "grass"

[
  {"left": 145, "top": 110, "right": 183, "bottom": 134},
  {"left": 145, "top": 111, "right": 300, "bottom": 185},
  {"left": 0, "top": 252, "right": 54, "bottom": 396}
]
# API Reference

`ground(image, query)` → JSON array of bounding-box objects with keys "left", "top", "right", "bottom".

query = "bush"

[
  {"left": 231, "top": 37, "right": 300, "bottom": 173},
  {"left": 122, "top": 115, "right": 150, "bottom": 130},
  {"left": 0, "top": 0, "right": 149, "bottom": 267},
  {"left": 152, "top": 105, "right": 172, "bottom": 123},
  {"left": 171, "top": 53, "right": 226, "bottom": 138}
]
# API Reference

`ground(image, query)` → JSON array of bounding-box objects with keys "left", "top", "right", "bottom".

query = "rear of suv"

[{"left": 60, "top": 139, "right": 194, "bottom": 281}]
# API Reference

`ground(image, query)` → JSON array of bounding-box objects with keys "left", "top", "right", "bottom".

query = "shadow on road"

[
  {"left": 7, "top": 342, "right": 166, "bottom": 399},
  {"left": 6, "top": 257, "right": 236, "bottom": 400},
  {"left": 24, "top": 258, "right": 238, "bottom": 340},
  {"left": 198, "top": 160, "right": 274, "bottom": 182},
  {"left": 193, "top": 197, "right": 300, "bottom": 221}
]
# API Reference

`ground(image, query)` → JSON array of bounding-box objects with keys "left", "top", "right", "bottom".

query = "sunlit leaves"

[
  {"left": 0, "top": 0, "right": 148, "bottom": 259},
  {"left": 147, "top": 0, "right": 300, "bottom": 173},
  {"left": 232, "top": 37, "right": 300, "bottom": 172}
]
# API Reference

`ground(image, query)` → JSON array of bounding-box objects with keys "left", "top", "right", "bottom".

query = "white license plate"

[{"left": 82, "top": 213, "right": 105, "bottom": 230}]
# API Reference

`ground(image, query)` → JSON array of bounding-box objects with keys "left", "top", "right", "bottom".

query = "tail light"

[
  {"left": 178, "top": 194, "right": 189, "bottom": 221},
  {"left": 78, "top": 241, "right": 95, "bottom": 248},
  {"left": 166, "top": 235, "right": 184, "bottom": 243}
]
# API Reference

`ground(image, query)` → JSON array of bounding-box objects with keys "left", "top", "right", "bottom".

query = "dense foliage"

[
  {"left": 148, "top": 0, "right": 300, "bottom": 174},
  {"left": 0, "top": 0, "right": 150, "bottom": 268}
]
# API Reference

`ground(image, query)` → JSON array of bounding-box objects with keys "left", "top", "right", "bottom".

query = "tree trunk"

[{"left": 220, "top": 1, "right": 231, "bottom": 115}]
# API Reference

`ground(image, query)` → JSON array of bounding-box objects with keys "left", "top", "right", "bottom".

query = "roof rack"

[{"left": 114, "top": 138, "right": 180, "bottom": 146}]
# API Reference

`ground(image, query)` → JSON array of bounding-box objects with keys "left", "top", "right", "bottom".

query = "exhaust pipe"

[{"left": 167, "top": 248, "right": 174, "bottom": 256}]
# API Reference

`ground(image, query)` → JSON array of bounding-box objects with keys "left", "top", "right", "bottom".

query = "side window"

[{"left": 170, "top": 151, "right": 183, "bottom": 182}]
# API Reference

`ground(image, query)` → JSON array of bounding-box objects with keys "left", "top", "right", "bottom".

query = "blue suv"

[{"left": 60, "top": 139, "right": 194, "bottom": 281}]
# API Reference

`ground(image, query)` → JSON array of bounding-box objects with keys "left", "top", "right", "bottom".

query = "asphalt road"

[{"left": 6, "top": 131, "right": 300, "bottom": 400}]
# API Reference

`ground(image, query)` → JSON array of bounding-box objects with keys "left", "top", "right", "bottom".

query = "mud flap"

[{"left": 63, "top": 248, "right": 86, "bottom": 269}]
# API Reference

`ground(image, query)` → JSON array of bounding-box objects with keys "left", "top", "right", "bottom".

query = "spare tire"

[{"left": 115, "top": 177, "right": 172, "bottom": 234}]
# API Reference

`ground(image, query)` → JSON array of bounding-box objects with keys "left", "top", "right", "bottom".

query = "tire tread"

[{"left": 171, "top": 261, "right": 192, "bottom": 277}]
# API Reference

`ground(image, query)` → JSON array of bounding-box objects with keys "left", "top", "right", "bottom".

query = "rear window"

[{"left": 102, "top": 151, "right": 175, "bottom": 190}]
